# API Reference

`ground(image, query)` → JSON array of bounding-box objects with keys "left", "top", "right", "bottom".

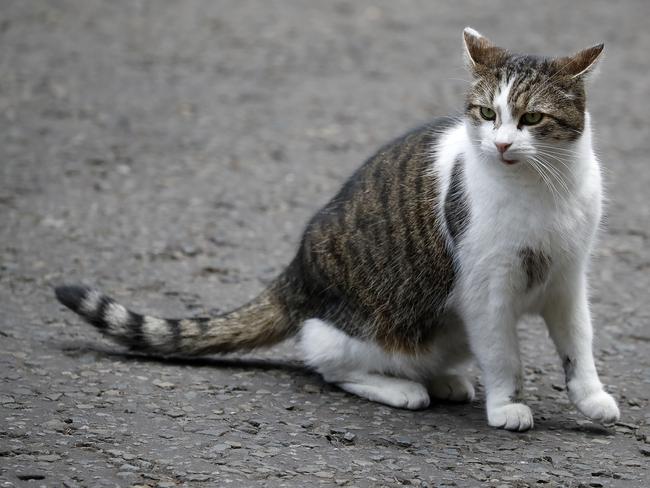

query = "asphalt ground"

[{"left": 1, "top": 1, "right": 649, "bottom": 486}]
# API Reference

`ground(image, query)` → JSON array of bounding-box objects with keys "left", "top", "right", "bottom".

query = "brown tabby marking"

[
  {"left": 444, "top": 158, "right": 470, "bottom": 246},
  {"left": 519, "top": 248, "right": 551, "bottom": 290},
  {"left": 291, "top": 119, "right": 458, "bottom": 353},
  {"left": 563, "top": 355, "right": 576, "bottom": 388}
]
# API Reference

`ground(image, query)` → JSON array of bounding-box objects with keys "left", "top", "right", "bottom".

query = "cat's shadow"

[
  {"left": 57, "top": 340, "right": 310, "bottom": 375},
  {"left": 55, "top": 341, "right": 615, "bottom": 437}
]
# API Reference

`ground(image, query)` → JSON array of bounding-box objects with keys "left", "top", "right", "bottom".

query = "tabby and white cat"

[{"left": 56, "top": 28, "right": 620, "bottom": 431}]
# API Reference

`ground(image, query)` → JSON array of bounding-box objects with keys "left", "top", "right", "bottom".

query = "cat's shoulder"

[{"left": 350, "top": 116, "right": 463, "bottom": 183}]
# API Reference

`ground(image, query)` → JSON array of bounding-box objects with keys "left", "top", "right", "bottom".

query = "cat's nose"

[{"left": 495, "top": 142, "right": 512, "bottom": 154}]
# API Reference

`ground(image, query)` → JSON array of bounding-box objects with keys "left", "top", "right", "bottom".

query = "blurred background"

[
  {"left": 2, "top": 1, "right": 649, "bottom": 308},
  {"left": 1, "top": 1, "right": 648, "bottom": 486}
]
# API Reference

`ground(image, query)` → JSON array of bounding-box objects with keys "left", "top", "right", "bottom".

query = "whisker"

[
  {"left": 533, "top": 144, "right": 582, "bottom": 155},
  {"left": 528, "top": 158, "right": 560, "bottom": 208},
  {"left": 533, "top": 149, "right": 577, "bottom": 177},
  {"left": 531, "top": 155, "right": 570, "bottom": 205}
]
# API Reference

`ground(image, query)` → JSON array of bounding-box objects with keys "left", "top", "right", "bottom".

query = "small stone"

[
  {"left": 395, "top": 436, "right": 412, "bottom": 447},
  {"left": 41, "top": 419, "right": 68, "bottom": 432},
  {"left": 640, "top": 446, "right": 650, "bottom": 456},
  {"left": 37, "top": 454, "right": 61, "bottom": 462},
  {"left": 302, "top": 384, "right": 320, "bottom": 393},
  {"left": 0, "top": 394, "right": 15, "bottom": 404},
  {"left": 621, "top": 460, "right": 642, "bottom": 467},
  {"left": 186, "top": 474, "right": 210, "bottom": 482},
  {"left": 353, "top": 459, "right": 373, "bottom": 467},
  {"left": 550, "top": 469, "right": 574, "bottom": 477},
  {"left": 485, "top": 457, "right": 507, "bottom": 465},
  {"left": 116, "top": 472, "right": 137, "bottom": 479},
  {"left": 165, "top": 409, "right": 185, "bottom": 418},
  {"left": 314, "top": 471, "right": 334, "bottom": 478},
  {"left": 152, "top": 380, "right": 175, "bottom": 389},
  {"left": 197, "top": 428, "right": 228, "bottom": 437},
  {"left": 343, "top": 432, "right": 357, "bottom": 443}
]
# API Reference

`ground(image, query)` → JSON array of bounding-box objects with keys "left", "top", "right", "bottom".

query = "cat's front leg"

[
  {"left": 542, "top": 271, "right": 620, "bottom": 425},
  {"left": 463, "top": 300, "right": 533, "bottom": 431}
]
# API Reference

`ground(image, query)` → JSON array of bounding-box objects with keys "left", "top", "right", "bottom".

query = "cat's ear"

[
  {"left": 554, "top": 44, "right": 604, "bottom": 79},
  {"left": 463, "top": 27, "right": 507, "bottom": 71}
]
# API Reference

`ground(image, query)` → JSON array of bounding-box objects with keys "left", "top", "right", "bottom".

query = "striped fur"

[{"left": 55, "top": 281, "right": 300, "bottom": 355}]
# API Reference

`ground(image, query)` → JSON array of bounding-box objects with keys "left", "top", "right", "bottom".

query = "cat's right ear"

[{"left": 463, "top": 27, "right": 507, "bottom": 72}]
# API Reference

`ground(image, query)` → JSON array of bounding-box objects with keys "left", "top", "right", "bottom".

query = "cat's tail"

[{"left": 54, "top": 279, "right": 301, "bottom": 356}]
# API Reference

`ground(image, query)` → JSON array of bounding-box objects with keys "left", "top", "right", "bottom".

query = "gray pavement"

[{"left": 1, "top": 1, "right": 649, "bottom": 486}]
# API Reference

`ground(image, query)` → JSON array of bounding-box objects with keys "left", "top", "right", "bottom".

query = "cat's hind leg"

[
  {"left": 420, "top": 321, "right": 475, "bottom": 403},
  {"left": 338, "top": 373, "right": 431, "bottom": 410},
  {"left": 299, "top": 319, "right": 430, "bottom": 410},
  {"left": 426, "top": 374, "right": 475, "bottom": 403}
]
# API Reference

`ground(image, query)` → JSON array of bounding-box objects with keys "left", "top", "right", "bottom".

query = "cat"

[{"left": 55, "top": 27, "right": 620, "bottom": 432}]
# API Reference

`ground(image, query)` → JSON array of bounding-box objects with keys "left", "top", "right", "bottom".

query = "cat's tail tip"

[
  {"left": 54, "top": 283, "right": 141, "bottom": 335},
  {"left": 55, "top": 284, "right": 91, "bottom": 313}
]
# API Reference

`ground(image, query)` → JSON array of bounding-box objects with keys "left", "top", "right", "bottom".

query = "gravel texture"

[{"left": 1, "top": 1, "right": 649, "bottom": 486}]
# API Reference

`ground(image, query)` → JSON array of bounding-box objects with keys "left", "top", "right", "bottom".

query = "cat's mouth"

[{"left": 499, "top": 155, "right": 518, "bottom": 165}]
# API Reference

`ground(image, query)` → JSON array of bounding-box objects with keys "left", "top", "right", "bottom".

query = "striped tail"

[{"left": 54, "top": 283, "right": 299, "bottom": 356}]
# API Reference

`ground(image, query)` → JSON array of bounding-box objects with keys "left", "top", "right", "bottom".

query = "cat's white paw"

[
  {"left": 488, "top": 403, "right": 534, "bottom": 431},
  {"left": 427, "top": 375, "right": 475, "bottom": 403},
  {"left": 338, "top": 378, "right": 430, "bottom": 410},
  {"left": 574, "top": 390, "right": 620, "bottom": 426},
  {"left": 387, "top": 382, "right": 431, "bottom": 410}
]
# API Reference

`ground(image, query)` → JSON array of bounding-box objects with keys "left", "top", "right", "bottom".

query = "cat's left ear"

[
  {"left": 463, "top": 27, "right": 508, "bottom": 71},
  {"left": 554, "top": 44, "right": 604, "bottom": 79}
]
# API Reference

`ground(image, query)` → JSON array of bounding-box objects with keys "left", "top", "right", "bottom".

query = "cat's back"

[{"left": 308, "top": 116, "right": 458, "bottom": 233}]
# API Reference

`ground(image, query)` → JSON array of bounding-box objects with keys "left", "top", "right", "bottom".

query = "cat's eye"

[
  {"left": 520, "top": 112, "right": 543, "bottom": 125},
  {"left": 479, "top": 106, "right": 496, "bottom": 121}
]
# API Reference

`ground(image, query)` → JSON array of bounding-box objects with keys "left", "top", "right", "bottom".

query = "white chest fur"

[{"left": 434, "top": 117, "right": 602, "bottom": 314}]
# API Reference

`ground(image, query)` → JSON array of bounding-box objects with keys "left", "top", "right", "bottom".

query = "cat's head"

[{"left": 462, "top": 27, "right": 603, "bottom": 167}]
